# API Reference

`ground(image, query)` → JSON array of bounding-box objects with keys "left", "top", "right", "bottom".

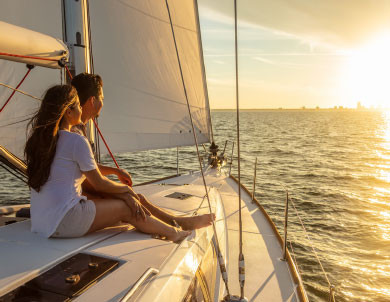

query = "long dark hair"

[{"left": 25, "top": 85, "right": 77, "bottom": 191}]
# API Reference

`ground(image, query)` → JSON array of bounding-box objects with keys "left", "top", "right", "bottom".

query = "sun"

[{"left": 341, "top": 33, "right": 390, "bottom": 109}]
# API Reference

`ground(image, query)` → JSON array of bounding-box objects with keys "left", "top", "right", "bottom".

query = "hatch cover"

[
  {"left": 0, "top": 253, "right": 119, "bottom": 301},
  {"left": 165, "top": 192, "right": 193, "bottom": 200}
]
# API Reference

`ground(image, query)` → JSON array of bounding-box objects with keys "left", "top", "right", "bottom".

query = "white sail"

[
  {"left": 88, "top": 0, "right": 212, "bottom": 153},
  {"left": 0, "top": 1, "right": 64, "bottom": 159}
]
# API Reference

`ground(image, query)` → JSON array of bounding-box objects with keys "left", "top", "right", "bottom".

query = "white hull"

[{"left": 0, "top": 167, "right": 307, "bottom": 301}]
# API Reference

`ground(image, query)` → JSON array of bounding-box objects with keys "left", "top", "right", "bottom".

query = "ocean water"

[{"left": 1, "top": 110, "right": 390, "bottom": 302}]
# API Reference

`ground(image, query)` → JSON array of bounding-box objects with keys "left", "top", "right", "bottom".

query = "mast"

[{"left": 62, "top": 0, "right": 95, "bottom": 147}]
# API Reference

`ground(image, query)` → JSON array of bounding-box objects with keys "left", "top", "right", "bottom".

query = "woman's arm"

[
  {"left": 97, "top": 164, "right": 133, "bottom": 186},
  {"left": 83, "top": 168, "right": 131, "bottom": 194}
]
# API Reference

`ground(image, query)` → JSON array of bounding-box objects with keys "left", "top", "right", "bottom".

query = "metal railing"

[
  {"left": 229, "top": 153, "right": 336, "bottom": 302},
  {"left": 283, "top": 190, "right": 336, "bottom": 302}
]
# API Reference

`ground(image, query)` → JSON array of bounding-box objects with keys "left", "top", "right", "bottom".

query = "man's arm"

[{"left": 97, "top": 164, "right": 133, "bottom": 186}]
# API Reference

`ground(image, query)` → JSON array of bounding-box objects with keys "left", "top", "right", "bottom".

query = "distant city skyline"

[{"left": 198, "top": 1, "right": 390, "bottom": 110}]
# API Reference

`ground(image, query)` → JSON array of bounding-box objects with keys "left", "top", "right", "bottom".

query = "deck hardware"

[
  {"left": 65, "top": 274, "right": 80, "bottom": 284},
  {"left": 328, "top": 285, "right": 336, "bottom": 302},
  {"left": 120, "top": 268, "right": 159, "bottom": 302},
  {"left": 222, "top": 140, "right": 228, "bottom": 154},
  {"left": 223, "top": 295, "right": 248, "bottom": 302},
  {"left": 165, "top": 192, "right": 193, "bottom": 200},
  {"left": 229, "top": 141, "right": 235, "bottom": 175},
  {"left": 283, "top": 190, "right": 289, "bottom": 261},
  {"left": 88, "top": 262, "right": 98, "bottom": 269},
  {"left": 251, "top": 157, "right": 257, "bottom": 202}
]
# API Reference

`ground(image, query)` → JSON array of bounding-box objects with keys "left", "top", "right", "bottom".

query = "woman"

[{"left": 25, "top": 85, "right": 214, "bottom": 241}]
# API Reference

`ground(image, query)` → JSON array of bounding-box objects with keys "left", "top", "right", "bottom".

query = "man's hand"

[{"left": 117, "top": 169, "right": 133, "bottom": 186}]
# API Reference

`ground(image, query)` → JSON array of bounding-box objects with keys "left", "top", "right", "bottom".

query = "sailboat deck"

[
  {"left": 0, "top": 169, "right": 304, "bottom": 301},
  {"left": 160, "top": 169, "right": 303, "bottom": 301}
]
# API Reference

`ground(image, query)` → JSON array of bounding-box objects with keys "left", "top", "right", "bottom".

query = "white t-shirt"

[{"left": 30, "top": 130, "right": 97, "bottom": 237}]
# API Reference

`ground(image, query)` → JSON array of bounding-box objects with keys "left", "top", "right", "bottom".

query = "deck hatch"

[
  {"left": 0, "top": 253, "right": 118, "bottom": 301},
  {"left": 165, "top": 192, "right": 193, "bottom": 200}
]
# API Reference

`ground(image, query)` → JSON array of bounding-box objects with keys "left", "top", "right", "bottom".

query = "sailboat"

[{"left": 0, "top": 1, "right": 308, "bottom": 301}]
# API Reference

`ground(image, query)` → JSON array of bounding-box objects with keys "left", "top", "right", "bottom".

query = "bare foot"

[
  {"left": 177, "top": 213, "right": 216, "bottom": 231},
  {"left": 168, "top": 229, "right": 192, "bottom": 243}
]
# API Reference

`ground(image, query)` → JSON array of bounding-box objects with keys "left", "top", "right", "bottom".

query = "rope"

[
  {"left": 234, "top": 0, "right": 246, "bottom": 299},
  {"left": 64, "top": 65, "right": 73, "bottom": 80},
  {"left": 92, "top": 118, "right": 119, "bottom": 169},
  {"left": 0, "top": 67, "right": 33, "bottom": 113},
  {"left": 164, "top": 0, "right": 231, "bottom": 298},
  {"left": 289, "top": 197, "right": 333, "bottom": 288},
  {"left": 0, "top": 52, "right": 59, "bottom": 62},
  {"left": 0, "top": 83, "right": 41, "bottom": 101}
]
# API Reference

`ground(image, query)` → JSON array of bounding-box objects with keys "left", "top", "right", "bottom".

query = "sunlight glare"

[{"left": 341, "top": 33, "right": 390, "bottom": 108}]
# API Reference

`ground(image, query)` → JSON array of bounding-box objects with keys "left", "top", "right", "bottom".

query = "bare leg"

[
  {"left": 137, "top": 194, "right": 215, "bottom": 231},
  {"left": 82, "top": 179, "right": 104, "bottom": 199},
  {"left": 87, "top": 198, "right": 190, "bottom": 242}
]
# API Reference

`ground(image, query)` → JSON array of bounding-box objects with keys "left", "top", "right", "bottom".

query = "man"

[
  {"left": 71, "top": 73, "right": 214, "bottom": 230},
  {"left": 71, "top": 73, "right": 132, "bottom": 186}
]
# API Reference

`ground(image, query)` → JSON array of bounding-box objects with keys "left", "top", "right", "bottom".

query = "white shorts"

[{"left": 51, "top": 199, "right": 96, "bottom": 238}]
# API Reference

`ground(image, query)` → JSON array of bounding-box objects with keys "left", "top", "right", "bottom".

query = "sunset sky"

[{"left": 198, "top": 0, "right": 390, "bottom": 109}]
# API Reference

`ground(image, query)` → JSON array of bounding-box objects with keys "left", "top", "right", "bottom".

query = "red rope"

[
  {"left": 64, "top": 65, "right": 73, "bottom": 80},
  {"left": 0, "top": 52, "right": 58, "bottom": 62},
  {"left": 92, "top": 118, "right": 120, "bottom": 169},
  {"left": 0, "top": 68, "right": 32, "bottom": 113}
]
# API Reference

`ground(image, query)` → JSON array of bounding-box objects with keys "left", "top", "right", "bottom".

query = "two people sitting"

[{"left": 25, "top": 73, "right": 214, "bottom": 242}]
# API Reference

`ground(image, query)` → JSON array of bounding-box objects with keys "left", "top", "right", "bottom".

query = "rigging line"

[
  {"left": 92, "top": 118, "right": 119, "bottom": 169},
  {"left": 0, "top": 162, "right": 28, "bottom": 184},
  {"left": 64, "top": 65, "right": 73, "bottom": 80},
  {"left": 0, "top": 52, "right": 60, "bottom": 62},
  {"left": 0, "top": 115, "right": 34, "bottom": 128},
  {"left": 0, "top": 83, "right": 41, "bottom": 101},
  {"left": 164, "top": 0, "right": 231, "bottom": 298},
  {"left": 289, "top": 197, "right": 332, "bottom": 287},
  {"left": 234, "top": 0, "right": 245, "bottom": 299},
  {"left": 0, "top": 67, "right": 33, "bottom": 114}
]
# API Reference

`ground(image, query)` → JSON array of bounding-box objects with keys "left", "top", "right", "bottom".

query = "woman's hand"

[{"left": 116, "top": 169, "right": 133, "bottom": 186}]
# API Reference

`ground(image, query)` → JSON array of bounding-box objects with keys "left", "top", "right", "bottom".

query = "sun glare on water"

[{"left": 342, "top": 34, "right": 390, "bottom": 108}]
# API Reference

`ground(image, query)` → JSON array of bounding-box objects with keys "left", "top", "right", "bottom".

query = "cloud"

[{"left": 198, "top": 0, "right": 390, "bottom": 48}]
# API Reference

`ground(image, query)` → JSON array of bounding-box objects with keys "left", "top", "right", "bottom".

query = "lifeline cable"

[
  {"left": 165, "top": 0, "right": 231, "bottom": 298},
  {"left": 289, "top": 196, "right": 334, "bottom": 291}
]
